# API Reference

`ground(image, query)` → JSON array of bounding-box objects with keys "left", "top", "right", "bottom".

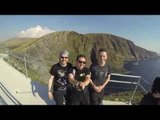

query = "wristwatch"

[{"left": 48, "top": 90, "right": 52, "bottom": 92}]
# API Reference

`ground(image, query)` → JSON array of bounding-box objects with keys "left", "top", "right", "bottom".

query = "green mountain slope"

[{"left": 0, "top": 31, "right": 158, "bottom": 84}]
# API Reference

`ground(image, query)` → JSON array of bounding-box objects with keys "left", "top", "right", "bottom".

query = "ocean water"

[{"left": 124, "top": 58, "right": 160, "bottom": 84}]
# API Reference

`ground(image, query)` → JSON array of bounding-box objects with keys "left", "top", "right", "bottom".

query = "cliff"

[{"left": 1, "top": 31, "right": 158, "bottom": 84}]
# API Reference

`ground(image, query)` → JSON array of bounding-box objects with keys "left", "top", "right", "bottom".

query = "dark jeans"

[
  {"left": 54, "top": 88, "right": 73, "bottom": 105},
  {"left": 54, "top": 90, "right": 67, "bottom": 105},
  {"left": 65, "top": 87, "right": 73, "bottom": 105},
  {"left": 70, "top": 89, "right": 90, "bottom": 105},
  {"left": 90, "top": 90, "right": 104, "bottom": 105}
]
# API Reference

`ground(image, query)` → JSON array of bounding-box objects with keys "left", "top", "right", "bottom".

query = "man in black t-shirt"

[
  {"left": 48, "top": 50, "right": 72, "bottom": 105},
  {"left": 89, "top": 48, "right": 111, "bottom": 105},
  {"left": 68, "top": 55, "right": 91, "bottom": 105}
]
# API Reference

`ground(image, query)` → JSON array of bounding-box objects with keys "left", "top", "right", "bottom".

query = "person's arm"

[
  {"left": 99, "top": 74, "right": 111, "bottom": 90},
  {"left": 90, "top": 80, "right": 101, "bottom": 93},
  {"left": 89, "top": 66, "right": 101, "bottom": 93},
  {"left": 83, "top": 75, "right": 91, "bottom": 86},
  {"left": 77, "top": 75, "right": 91, "bottom": 90},
  {"left": 48, "top": 75, "right": 54, "bottom": 100},
  {"left": 68, "top": 73, "right": 79, "bottom": 86},
  {"left": 90, "top": 79, "right": 95, "bottom": 87},
  {"left": 99, "top": 64, "right": 111, "bottom": 90},
  {"left": 89, "top": 78, "right": 100, "bottom": 90}
]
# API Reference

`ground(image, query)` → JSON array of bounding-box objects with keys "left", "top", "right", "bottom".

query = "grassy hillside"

[
  {"left": 0, "top": 31, "right": 158, "bottom": 84},
  {"left": 0, "top": 38, "right": 38, "bottom": 52},
  {"left": 104, "top": 90, "right": 145, "bottom": 105}
]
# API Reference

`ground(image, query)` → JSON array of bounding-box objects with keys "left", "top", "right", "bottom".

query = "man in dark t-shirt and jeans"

[
  {"left": 68, "top": 55, "right": 91, "bottom": 105},
  {"left": 48, "top": 50, "right": 72, "bottom": 105},
  {"left": 89, "top": 48, "right": 111, "bottom": 105}
]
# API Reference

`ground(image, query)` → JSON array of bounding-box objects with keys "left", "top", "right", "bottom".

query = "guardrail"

[
  {"left": 0, "top": 82, "right": 21, "bottom": 105},
  {"left": 105, "top": 73, "right": 151, "bottom": 104},
  {"left": 0, "top": 51, "right": 152, "bottom": 105}
]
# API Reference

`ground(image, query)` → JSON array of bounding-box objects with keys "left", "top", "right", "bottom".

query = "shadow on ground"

[{"left": 30, "top": 80, "right": 56, "bottom": 105}]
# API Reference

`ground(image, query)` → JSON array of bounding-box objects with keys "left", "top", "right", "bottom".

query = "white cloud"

[{"left": 17, "top": 25, "right": 55, "bottom": 38}]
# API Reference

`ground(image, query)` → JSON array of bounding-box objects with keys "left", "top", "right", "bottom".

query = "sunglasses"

[
  {"left": 78, "top": 61, "right": 86, "bottom": 64},
  {"left": 61, "top": 56, "right": 68, "bottom": 59}
]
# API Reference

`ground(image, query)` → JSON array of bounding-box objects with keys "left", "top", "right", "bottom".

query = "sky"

[{"left": 0, "top": 15, "right": 160, "bottom": 53}]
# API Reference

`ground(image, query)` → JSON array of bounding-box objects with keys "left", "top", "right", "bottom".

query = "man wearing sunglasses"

[
  {"left": 48, "top": 50, "right": 72, "bottom": 105},
  {"left": 89, "top": 48, "right": 111, "bottom": 105},
  {"left": 68, "top": 55, "right": 91, "bottom": 105}
]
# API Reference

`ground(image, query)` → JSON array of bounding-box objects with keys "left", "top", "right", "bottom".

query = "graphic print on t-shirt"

[
  {"left": 95, "top": 66, "right": 109, "bottom": 85},
  {"left": 100, "top": 71, "right": 105, "bottom": 77},
  {"left": 57, "top": 70, "right": 67, "bottom": 86}
]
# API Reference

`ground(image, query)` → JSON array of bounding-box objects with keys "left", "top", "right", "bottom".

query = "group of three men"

[{"left": 48, "top": 48, "right": 111, "bottom": 105}]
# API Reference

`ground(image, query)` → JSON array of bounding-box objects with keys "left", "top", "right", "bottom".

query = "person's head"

[
  {"left": 76, "top": 54, "right": 87, "bottom": 70},
  {"left": 59, "top": 50, "right": 69, "bottom": 66},
  {"left": 152, "top": 77, "right": 160, "bottom": 93},
  {"left": 98, "top": 48, "right": 108, "bottom": 65}
]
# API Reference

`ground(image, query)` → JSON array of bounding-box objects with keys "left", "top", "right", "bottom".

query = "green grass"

[
  {"left": 0, "top": 38, "right": 38, "bottom": 52},
  {"left": 104, "top": 91, "right": 145, "bottom": 105},
  {"left": 1, "top": 31, "right": 157, "bottom": 89}
]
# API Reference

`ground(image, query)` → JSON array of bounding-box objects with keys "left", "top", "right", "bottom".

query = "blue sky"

[{"left": 0, "top": 15, "right": 160, "bottom": 53}]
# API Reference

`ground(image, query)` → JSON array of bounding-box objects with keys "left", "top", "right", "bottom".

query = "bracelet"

[{"left": 48, "top": 90, "right": 52, "bottom": 92}]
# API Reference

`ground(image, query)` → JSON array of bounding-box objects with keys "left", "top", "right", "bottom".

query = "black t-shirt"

[
  {"left": 49, "top": 63, "right": 72, "bottom": 91},
  {"left": 69, "top": 67, "right": 91, "bottom": 91},
  {"left": 69, "top": 67, "right": 91, "bottom": 82},
  {"left": 90, "top": 63, "right": 111, "bottom": 86}
]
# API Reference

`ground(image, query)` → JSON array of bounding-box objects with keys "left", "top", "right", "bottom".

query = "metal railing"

[
  {"left": 0, "top": 50, "right": 152, "bottom": 105},
  {"left": 105, "top": 73, "right": 151, "bottom": 105},
  {"left": 0, "top": 82, "right": 21, "bottom": 105}
]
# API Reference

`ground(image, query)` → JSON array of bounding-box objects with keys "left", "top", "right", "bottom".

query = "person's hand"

[
  {"left": 76, "top": 82, "right": 85, "bottom": 91},
  {"left": 79, "top": 82, "right": 85, "bottom": 90},
  {"left": 98, "top": 85, "right": 104, "bottom": 91}
]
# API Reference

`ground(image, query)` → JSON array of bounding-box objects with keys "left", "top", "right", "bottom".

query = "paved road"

[{"left": 0, "top": 59, "right": 56, "bottom": 105}]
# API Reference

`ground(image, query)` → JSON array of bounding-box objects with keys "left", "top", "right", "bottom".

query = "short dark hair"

[
  {"left": 152, "top": 77, "right": 160, "bottom": 93},
  {"left": 76, "top": 54, "right": 86, "bottom": 61},
  {"left": 98, "top": 48, "right": 107, "bottom": 53}
]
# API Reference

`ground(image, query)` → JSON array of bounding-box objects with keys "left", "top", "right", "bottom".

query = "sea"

[
  {"left": 105, "top": 57, "right": 160, "bottom": 94},
  {"left": 124, "top": 57, "right": 160, "bottom": 84}
]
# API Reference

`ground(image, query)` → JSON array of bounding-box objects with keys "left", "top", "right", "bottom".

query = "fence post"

[
  {"left": 128, "top": 78, "right": 141, "bottom": 105},
  {"left": 5, "top": 43, "right": 9, "bottom": 63},
  {"left": 24, "top": 54, "right": 28, "bottom": 78}
]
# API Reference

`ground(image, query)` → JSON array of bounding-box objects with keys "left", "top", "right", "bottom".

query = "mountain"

[
  {"left": 0, "top": 31, "right": 158, "bottom": 84},
  {"left": 0, "top": 38, "right": 37, "bottom": 52}
]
